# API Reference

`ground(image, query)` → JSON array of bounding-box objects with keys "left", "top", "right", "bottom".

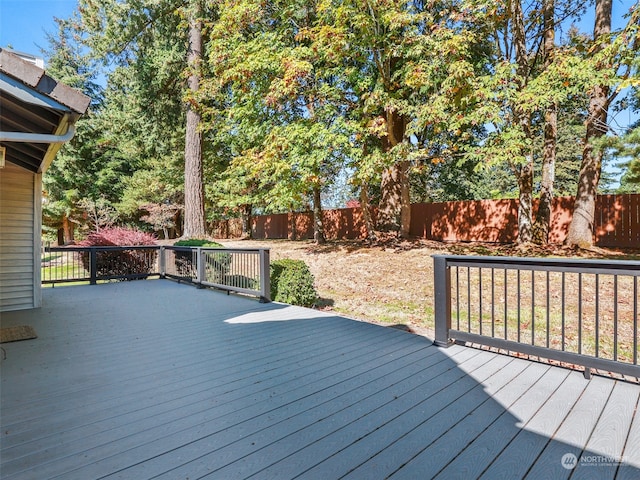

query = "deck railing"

[
  {"left": 42, "top": 245, "right": 271, "bottom": 302},
  {"left": 42, "top": 246, "right": 160, "bottom": 284},
  {"left": 161, "top": 246, "right": 270, "bottom": 302},
  {"left": 433, "top": 255, "right": 640, "bottom": 379}
]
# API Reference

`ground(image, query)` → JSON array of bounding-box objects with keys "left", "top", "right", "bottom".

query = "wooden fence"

[{"left": 213, "top": 194, "right": 640, "bottom": 247}]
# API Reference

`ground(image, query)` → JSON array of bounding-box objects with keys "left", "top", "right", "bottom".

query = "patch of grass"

[
  {"left": 41, "top": 264, "right": 89, "bottom": 283},
  {"left": 41, "top": 253, "right": 62, "bottom": 263}
]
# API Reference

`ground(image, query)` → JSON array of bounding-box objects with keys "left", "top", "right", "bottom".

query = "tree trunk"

[
  {"left": 240, "top": 204, "right": 252, "bottom": 239},
  {"left": 510, "top": 0, "right": 534, "bottom": 244},
  {"left": 62, "top": 214, "right": 75, "bottom": 245},
  {"left": 532, "top": 105, "right": 557, "bottom": 244},
  {"left": 518, "top": 161, "right": 534, "bottom": 243},
  {"left": 533, "top": 0, "right": 557, "bottom": 244},
  {"left": 565, "top": 0, "right": 612, "bottom": 248},
  {"left": 377, "top": 110, "right": 410, "bottom": 236},
  {"left": 359, "top": 182, "right": 377, "bottom": 243},
  {"left": 182, "top": 2, "right": 206, "bottom": 239},
  {"left": 312, "top": 186, "right": 326, "bottom": 244}
]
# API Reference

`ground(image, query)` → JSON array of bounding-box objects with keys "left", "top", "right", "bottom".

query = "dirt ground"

[{"left": 218, "top": 237, "right": 640, "bottom": 339}]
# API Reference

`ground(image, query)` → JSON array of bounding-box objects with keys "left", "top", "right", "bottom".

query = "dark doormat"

[{"left": 0, "top": 325, "right": 37, "bottom": 343}]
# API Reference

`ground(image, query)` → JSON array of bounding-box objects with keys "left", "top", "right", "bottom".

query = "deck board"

[
  {"left": 382, "top": 360, "right": 553, "bottom": 479},
  {"left": 1, "top": 280, "right": 639, "bottom": 480},
  {"left": 478, "top": 369, "right": 589, "bottom": 479},
  {"left": 576, "top": 381, "right": 640, "bottom": 480},
  {"left": 617, "top": 396, "right": 640, "bottom": 479},
  {"left": 525, "top": 375, "right": 618, "bottom": 479}
]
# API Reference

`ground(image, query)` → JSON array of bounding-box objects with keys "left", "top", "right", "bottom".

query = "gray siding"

[{"left": 0, "top": 162, "right": 37, "bottom": 311}]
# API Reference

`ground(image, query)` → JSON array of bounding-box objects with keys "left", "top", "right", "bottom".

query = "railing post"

[
  {"left": 196, "top": 247, "right": 205, "bottom": 287},
  {"left": 433, "top": 255, "right": 453, "bottom": 347},
  {"left": 259, "top": 249, "right": 271, "bottom": 303},
  {"left": 159, "top": 246, "right": 166, "bottom": 278},
  {"left": 89, "top": 248, "right": 97, "bottom": 285}
]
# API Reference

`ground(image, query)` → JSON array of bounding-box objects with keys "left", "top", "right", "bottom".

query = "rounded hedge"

[
  {"left": 173, "top": 239, "right": 225, "bottom": 248},
  {"left": 270, "top": 259, "right": 317, "bottom": 307}
]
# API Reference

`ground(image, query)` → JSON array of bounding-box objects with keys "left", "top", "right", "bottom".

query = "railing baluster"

[
  {"left": 491, "top": 268, "right": 495, "bottom": 338},
  {"left": 479, "top": 267, "right": 483, "bottom": 336},
  {"left": 467, "top": 267, "right": 471, "bottom": 332},
  {"left": 595, "top": 273, "right": 599, "bottom": 358},
  {"left": 517, "top": 269, "right": 521, "bottom": 343},
  {"left": 531, "top": 270, "right": 535, "bottom": 346},
  {"left": 634, "top": 276, "right": 638, "bottom": 365},
  {"left": 578, "top": 273, "right": 582, "bottom": 355},
  {"left": 614, "top": 275, "right": 618, "bottom": 362},
  {"left": 561, "top": 272, "right": 566, "bottom": 352},
  {"left": 456, "top": 267, "right": 460, "bottom": 331},
  {"left": 504, "top": 268, "right": 508, "bottom": 341},
  {"left": 546, "top": 271, "right": 550, "bottom": 349}
]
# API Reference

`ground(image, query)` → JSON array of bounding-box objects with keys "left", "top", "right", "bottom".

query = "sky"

[
  {"left": 0, "top": 0, "right": 637, "bottom": 150},
  {"left": 0, "top": 0, "right": 77, "bottom": 57},
  {"left": 1, "top": 0, "right": 637, "bottom": 61}
]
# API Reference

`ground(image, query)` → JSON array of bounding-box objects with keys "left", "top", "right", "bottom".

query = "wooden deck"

[{"left": 1, "top": 280, "right": 639, "bottom": 479}]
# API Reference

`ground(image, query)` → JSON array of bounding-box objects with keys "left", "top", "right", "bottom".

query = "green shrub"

[
  {"left": 270, "top": 259, "right": 317, "bottom": 307},
  {"left": 173, "top": 239, "right": 224, "bottom": 248},
  {"left": 172, "top": 239, "right": 231, "bottom": 282}
]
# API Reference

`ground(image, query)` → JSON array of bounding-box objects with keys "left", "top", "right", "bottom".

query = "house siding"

[{"left": 0, "top": 162, "right": 37, "bottom": 311}]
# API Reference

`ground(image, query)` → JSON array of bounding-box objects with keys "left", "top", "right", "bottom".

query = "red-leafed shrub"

[
  {"left": 80, "top": 228, "right": 157, "bottom": 247},
  {"left": 78, "top": 228, "right": 157, "bottom": 280}
]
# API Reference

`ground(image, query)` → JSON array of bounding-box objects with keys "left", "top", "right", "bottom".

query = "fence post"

[
  {"left": 259, "top": 249, "right": 271, "bottom": 303},
  {"left": 89, "top": 248, "right": 97, "bottom": 285},
  {"left": 433, "top": 255, "right": 453, "bottom": 347}
]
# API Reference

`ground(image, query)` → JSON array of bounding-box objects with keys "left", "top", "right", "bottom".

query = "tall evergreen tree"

[{"left": 78, "top": 0, "right": 210, "bottom": 238}]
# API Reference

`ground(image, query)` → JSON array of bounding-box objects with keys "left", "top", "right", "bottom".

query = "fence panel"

[
  {"left": 292, "top": 212, "right": 314, "bottom": 239},
  {"left": 243, "top": 194, "right": 639, "bottom": 245},
  {"left": 595, "top": 194, "right": 640, "bottom": 247},
  {"left": 428, "top": 199, "right": 519, "bottom": 242},
  {"left": 253, "top": 213, "right": 289, "bottom": 239}
]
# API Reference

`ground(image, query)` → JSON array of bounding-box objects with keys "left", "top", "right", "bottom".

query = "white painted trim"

[{"left": 0, "top": 125, "right": 76, "bottom": 144}]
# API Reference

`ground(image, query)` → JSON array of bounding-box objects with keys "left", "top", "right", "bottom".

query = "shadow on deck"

[{"left": 1, "top": 280, "right": 639, "bottom": 479}]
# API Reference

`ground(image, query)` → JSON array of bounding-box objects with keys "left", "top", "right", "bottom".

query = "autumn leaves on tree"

[{"left": 43, "top": 0, "right": 640, "bottom": 246}]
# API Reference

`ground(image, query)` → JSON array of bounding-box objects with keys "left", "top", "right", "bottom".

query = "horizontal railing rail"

[
  {"left": 161, "top": 246, "right": 271, "bottom": 302},
  {"left": 433, "top": 255, "right": 640, "bottom": 379},
  {"left": 42, "top": 245, "right": 271, "bottom": 302}
]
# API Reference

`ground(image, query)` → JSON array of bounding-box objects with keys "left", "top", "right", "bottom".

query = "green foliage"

[
  {"left": 615, "top": 126, "right": 640, "bottom": 193},
  {"left": 77, "top": 227, "right": 157, "bottom": 280},
  {"left": 173, "top": 239, "right": 224, "bottom": 248},
  {"left": 40, "top": 0, "right": 640, "bottom": 241},
  {"left": 270, "top": 259, "right": 317, "bottom": 307},
  {"left": 41, "top": 17, "right": 132, "bottom": 238}
]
